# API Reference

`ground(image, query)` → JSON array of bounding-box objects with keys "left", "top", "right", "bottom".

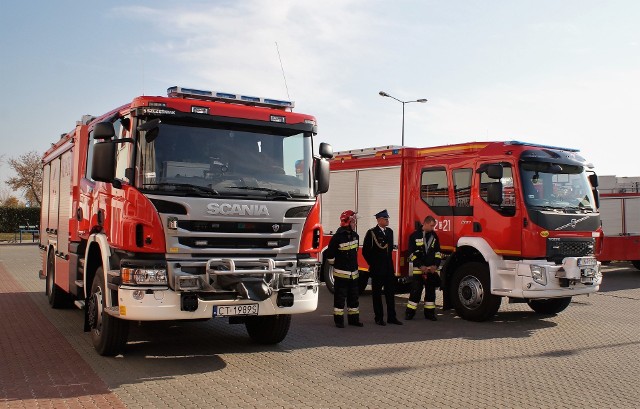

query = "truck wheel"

[
  {"left": 527, "top": 297, "right": 572, "bottom": 314},
  {"left": 87, "top": 267, "right": 129, "bottom": 356},
  {"left": 632, "top": 261, "right": 640, "bottom": 271},
  {"left": 245, "top": 314, "right": 291, "bottom": 344},
  {"left": 46, "top": 250, "right": 69, "bottom": 309},
  {"left": 451, "top": 262, "right": 501, "bottom": 322},
  {"left": 323, "top": 262, "right": 335, "bottom": 294},
  {"left": 358, "top": 271, "right": 370, "bottom": 295}
]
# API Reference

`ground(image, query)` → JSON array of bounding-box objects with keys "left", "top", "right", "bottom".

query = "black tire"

[
  {"left": 527, "top": 297, "right": 572, "bottom": 315},
  {"left": 46, "top": 250, "right": 69, "bottom": 309},
  {"left": 323, "top": 262, "right": 335, "bottom": 294},
  {"left": 88, "top": 267, "right": 129, "bottom": 356},
  {"left": 450, "top": 262, "right": 501, "bottom": 322},
  {"left": 632, "top": 261, "right": 640, "bottom": 271},
  {"left": 245, "top": 314, "right": 291, "bottom": 344},
  {"left": 358, "top": 271, "right": 370, "bottom": 295}
]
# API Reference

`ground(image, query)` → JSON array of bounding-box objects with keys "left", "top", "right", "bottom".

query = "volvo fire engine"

[
  {"left": 320, "top": 141, "right": 602, "bottom": 321},
  {"left": 39, "top": 86, "right": 333, "bottom": 356}
]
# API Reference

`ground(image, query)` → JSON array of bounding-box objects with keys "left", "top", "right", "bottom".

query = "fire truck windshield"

[
  {"left": 519, "top": 161, "right": 596, "bottom": 212},
  {"left": 136, "top": 122, "right": 314, "bottom": 199}
]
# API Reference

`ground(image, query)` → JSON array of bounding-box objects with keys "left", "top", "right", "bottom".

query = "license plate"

[
  {"left": 577, "top": 257, "right": 597, "bottom": 267},
  {"left": 214, "top": 304, "right": 259, "bottom": 317}
]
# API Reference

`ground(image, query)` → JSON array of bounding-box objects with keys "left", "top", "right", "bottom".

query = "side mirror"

[
  {"left": 319, "top": 142, "right": 333, "bottom": 159},
  {"left": 486, "top": 164, "right": 503, "bottom": 180},
  {"left": 315, "top": 158, "right": 330, "bottom": 194},
  {"left": 487, "top": 182, "right": 503, "bottom": 205},
  {"left": 94, "top": 122, "right": 115, "bottom": 140},
  {"left": 91, "top": 142, "right": 116, "bottom": 183},
  {"left": 589, "top": 173, "right": 599, "bottom": 188}
]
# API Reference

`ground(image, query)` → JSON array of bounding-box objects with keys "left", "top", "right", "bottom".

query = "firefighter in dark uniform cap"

[
  {"left": 405, "top": 215, "right": 442, "bottom": 321},
  {"left": 363, "top": 209, "right": 403, "bottom": 326},
  {"left": 325, "top": 210, "right": 363, "bottom": 328}
]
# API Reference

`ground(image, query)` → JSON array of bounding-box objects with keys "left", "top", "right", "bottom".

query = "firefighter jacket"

[
  {"left": 325, "top": 226, "right": 359, "bottom": 274},
  {"left": 408, "top": 229, "right": 442, "bottom": 271}
]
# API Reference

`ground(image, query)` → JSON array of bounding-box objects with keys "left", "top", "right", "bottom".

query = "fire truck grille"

[
  {"left": 546, "top": 238, "right": 595, "bottom": 263},
  {"left": 178, "top": 220, "right": 292, "bottom": 234},
  {"left": 178, "top": 237, "right": 290, "bottom": 249}
]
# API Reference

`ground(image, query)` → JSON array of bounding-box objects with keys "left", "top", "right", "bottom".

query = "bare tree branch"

[{"left": 6, "top": 151, "right": 42, "bottom": 207}]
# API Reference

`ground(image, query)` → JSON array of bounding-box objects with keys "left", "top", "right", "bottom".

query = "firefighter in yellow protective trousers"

[
  {"left": 325, "top": 210, "right": 363, "bottom": 328},
  {"left": 405, "top": 215, "right": 442, "bottom": 321}
]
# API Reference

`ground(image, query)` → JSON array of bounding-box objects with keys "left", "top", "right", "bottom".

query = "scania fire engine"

[
  {"left": 39, "top": 86, "right": 333, "bottom": 356},
  {"left": 320, "top": 141, "right": 602, "bottom": 321}
]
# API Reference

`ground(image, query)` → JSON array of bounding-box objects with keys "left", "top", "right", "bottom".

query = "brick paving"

[{"left": 1, "top": 244, "right": 639, "bottom": 408}]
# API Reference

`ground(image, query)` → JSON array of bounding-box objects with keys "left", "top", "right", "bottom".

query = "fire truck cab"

[
  {"left": 320, "top": 141, "right": 602, "bottom": 321},
  {"left": 40, "top": 86, "right": 333, "bottom": 356}
]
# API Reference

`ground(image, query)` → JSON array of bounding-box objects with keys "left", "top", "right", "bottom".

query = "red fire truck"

[
  {"left": 597, "top": 188, "right": 640, "bottom": 269},
  {"left": 39, "top": 86, "right": 333, "bottom": 356},
  {"left": 320, "top": 142, "right": 602, "bottom": 321}
]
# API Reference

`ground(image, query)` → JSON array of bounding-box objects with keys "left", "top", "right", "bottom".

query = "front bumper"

[
  {"left": 492, "top": 256, "right": 602, "bottom": 299},
  {"left": 108, "top": 256, "right": 320, "bottom": 321}
]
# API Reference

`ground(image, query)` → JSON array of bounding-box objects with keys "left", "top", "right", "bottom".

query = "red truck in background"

[
  {"left": 597, "top": 176, "right": 640, "bottom": 269},
  {"left": 320, "top": 141, "right": 603, "bottom": 321},
  {"left": 39, "top": 86, "right": 333, "bottom": 356}
]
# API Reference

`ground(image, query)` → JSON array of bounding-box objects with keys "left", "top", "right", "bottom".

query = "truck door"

[
  {"left": 451, "top": 168, "right": 474, "bottom": 247},
  {"left": 419, "top": 167, "right": 454, "bottom": 250},
  {"left": 472, "top": 162, "right": 522, "bottom": 257}
]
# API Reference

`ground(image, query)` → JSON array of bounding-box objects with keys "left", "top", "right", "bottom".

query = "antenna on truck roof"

[{"left": 275, "top": 42, "right": 291, "bottom": 101}]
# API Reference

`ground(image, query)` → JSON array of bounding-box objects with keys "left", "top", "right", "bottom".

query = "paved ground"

[{"left": 1, "top": 244, "right": 639, "bottom": 408}]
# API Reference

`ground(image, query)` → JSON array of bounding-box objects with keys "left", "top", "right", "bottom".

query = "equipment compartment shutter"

[
  {"left": 356, "top": 167, "right": 401, "bottom": 244},
  {"left": 48, "top": 158, "right": 61, "bottom": 234},
  {"left": 57, "top": 150, "right": 73, "bottom": 252},
  {"left": 321, "top": 170, "right": 357, "bottom": 235},
  {"left": 41, "top": 163, "right": 51, "bottom": 239},
  {"left": 624, "top": 197, "right": 640, "bottom": 234}
]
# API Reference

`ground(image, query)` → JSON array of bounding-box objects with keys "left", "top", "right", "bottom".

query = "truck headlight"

[
  {"left": 121, "top": 267, "right": 168, "bottom": 286},
  {"left": 530, "top": 265, "right": 547, "bottom": 285},
  {"left": 297, "top": 264, "right": 318, "bottom": 282}
]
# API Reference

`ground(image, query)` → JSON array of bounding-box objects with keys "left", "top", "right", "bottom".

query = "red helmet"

[{"left": 340, "top": 210, "right": 357, "bottom": 227}]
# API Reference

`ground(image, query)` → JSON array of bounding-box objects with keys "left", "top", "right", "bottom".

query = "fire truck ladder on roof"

[{"left": 334, "top": 145, "right": 404, "bottom": 158}]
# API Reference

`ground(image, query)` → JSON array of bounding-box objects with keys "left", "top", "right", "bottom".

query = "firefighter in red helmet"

[{"left": 325, "top": 210, "right": 363, "bottom": 328}]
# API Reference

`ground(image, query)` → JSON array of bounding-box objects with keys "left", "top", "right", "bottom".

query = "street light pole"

[{"left": 379, "top": 91, "right": 428, "bottom": 147}]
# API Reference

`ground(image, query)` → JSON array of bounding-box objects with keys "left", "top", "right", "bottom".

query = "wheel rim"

[
  {"left": 88, "top": 286, "right": 104, "bottom": 335},
  {"left": 327, "top": 265, "right": 335, "bottom": 287},
  {"left": 458, "top": 274, "right": 484, "bottom": 310}
]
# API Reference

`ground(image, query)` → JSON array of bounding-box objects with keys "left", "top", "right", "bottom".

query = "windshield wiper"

[
  {"left": 142, "top": 183, "right": 220, "bottom": 196},
  {"left": 225, "top": 186, "right": 292, "bottom": 198}
]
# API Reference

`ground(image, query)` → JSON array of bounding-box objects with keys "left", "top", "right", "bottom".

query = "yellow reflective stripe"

[
  {"left": 410, "top": 254, "right": 417, "bottom": 261},
  {"left": 407, "top": 301, "right": 418, "bottom": 310},
  {"left": 412, "top": 270, "right": 423, "bottom": 275},
  {"left": 333, "top": 272, "right": 351, "bottom": 279},
  {"left": 334, "top": 309, "right": 344, "bottom": 315},
  {"left": 338, "top": 240, "right": 358, "bottom": 250},
  {"left": 348, "top": 308, "right": 359, "bottom": 315},
  {"left": 435, "top": 252, "right": 442, "bottom": 259},
  {"left": 425, "top": 302, "right": 436, "bottom": 309}
]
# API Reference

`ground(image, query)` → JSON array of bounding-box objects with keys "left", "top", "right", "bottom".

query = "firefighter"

[
  {"left": 363, "top": 209, "right": 403, "bottom": 326},
  {"left": 325, "top": 210, "right": 363, "bottom": 328},
  {"left": 405, "top": 215, "right": 443, "bottom": 321}
]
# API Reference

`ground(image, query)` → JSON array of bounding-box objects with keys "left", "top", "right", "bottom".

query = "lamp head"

[{"left": 379, "top": 91, "right": 389, "bottom": 97}]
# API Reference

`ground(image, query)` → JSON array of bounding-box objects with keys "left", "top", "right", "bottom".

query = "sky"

[{"left": 1, "top": 0, "right": 639, "bottom": 197}]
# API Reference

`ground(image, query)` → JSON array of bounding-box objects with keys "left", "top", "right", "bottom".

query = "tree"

[
  {"left": 6, "top": 151, "right": 42, "bottom": 207},
  {"left": 2, "top": 196, "right": 23, "bottom": 207}
]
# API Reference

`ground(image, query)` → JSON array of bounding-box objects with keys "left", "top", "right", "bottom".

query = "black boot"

[
  {"left": 424, "top": 309, "right": 437, "bottom": 321},
  {"left": 348, "top": 314, "right": 364, "bottom": 327},
  {"left": 405, "top": 309, "right": 415, "bottom": 320},
  {"left": 334, "top": 314, "right": 345, "bottom": 328}
]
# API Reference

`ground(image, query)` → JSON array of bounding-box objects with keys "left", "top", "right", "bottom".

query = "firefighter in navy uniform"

[
  {"left": 405, "top": 215, "right": 443, "bottom": 321},
  {"left": 363, "top": 209, "right": 403, "bottom": 326},
  {"left": 325, "top": 210, "right": 363, "bottom": 328}
]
